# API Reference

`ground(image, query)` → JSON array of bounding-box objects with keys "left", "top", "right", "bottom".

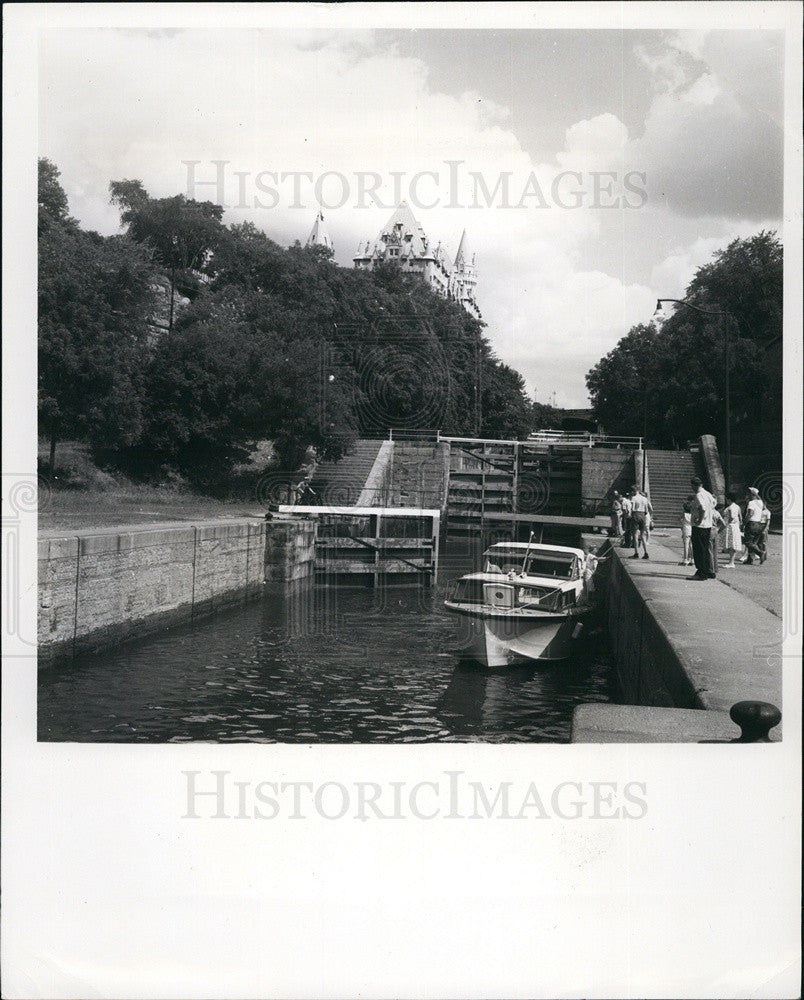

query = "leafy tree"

[
  {"left": 38, "top": 161, "right": 155, "bottom": 474},
  {"left": 110, "top": 180, "right": 224, "bottom": 322},
  {"left": 480, "top": 359, "right": 533, "bottom": 440},
  {"left": 38, "top": 158, "right": 70, "bottom": 223},
  {"left": 117, "top": 286, "right": 357, "bottom": 484},
  {"left": 686, "top": 230, "right": 782, "bottom": 344},
  {"left": 530, "top": 400, "right": 561, "bottom": 431},
  {"left": 42, "top": 170, "right": 538, "bottom": 486},
  {"left": 586, "top": 232, "right": 782, "bottom": 447},
  {"left": 586, "top": 324, "right": 667, "bottom": 440}
]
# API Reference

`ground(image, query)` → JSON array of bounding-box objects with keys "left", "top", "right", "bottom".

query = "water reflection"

[{"left": 39, "top": 559, "right": 613, "bottom": 744}]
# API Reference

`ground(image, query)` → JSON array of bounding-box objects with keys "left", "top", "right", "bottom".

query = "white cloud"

[
  {"left": 628, "top": 31, "right": 783, "bottom": 219},
  {"left": 557, "top": 113, "right": 629, "bottom": 174},
  {"left": 38, "top": 27, "right": 783, "bottom": 409}
]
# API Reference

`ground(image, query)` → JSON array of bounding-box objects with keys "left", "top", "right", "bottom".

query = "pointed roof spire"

[
  {"left": 454, "top": 229, "right": 469, "bottom": 268},
  {"left": 306, "top": 209, "right": 333, "bottom": 252}
]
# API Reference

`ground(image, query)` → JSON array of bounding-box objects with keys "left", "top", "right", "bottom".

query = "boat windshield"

[{"left": 484, "top": 551, "right": 576, "bottom": 579}]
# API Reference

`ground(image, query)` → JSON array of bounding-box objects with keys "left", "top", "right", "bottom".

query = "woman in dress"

[
  {"left": 722, "top": 491, "right": 743, "bottom": 568},
  {"left": 680, "top": 498, "right": 693, "bottom": 566}
]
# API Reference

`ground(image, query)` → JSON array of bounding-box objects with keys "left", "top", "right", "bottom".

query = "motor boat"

[{"left": 444, "top": 539, "right": 593, "bottom": 668}]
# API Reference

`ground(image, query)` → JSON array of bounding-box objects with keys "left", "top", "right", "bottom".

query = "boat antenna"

[{"left": 521, "top": 530, "right": 535, "bottom": 575}]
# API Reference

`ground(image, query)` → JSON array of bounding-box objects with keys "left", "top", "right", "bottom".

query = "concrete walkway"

[
  {"left": 648, "top": 529, "right": 783, "bottom": 618},
  {"left": 573, "top": 538, "right": 784, "bottom": 742},
  {"left": 610, "top": 539, "right": 782, "bottom": 711}
]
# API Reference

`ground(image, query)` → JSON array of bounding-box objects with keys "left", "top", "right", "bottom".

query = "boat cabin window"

[
  {"left": 484, "top": 549, "right": 577, "bottom": 579},
  {"left": 524, "top": 556, "right": 575, "bottom": 578},
  {"left": 484, "top": 558, "right": 521, "bottom": 574}
]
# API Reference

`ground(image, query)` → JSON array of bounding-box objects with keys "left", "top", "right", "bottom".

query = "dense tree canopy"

[
  {"left": 41, "top": 164, "right": 538, "bottom": 486},
  {"left": 38, "top": 160, "right": 156, "bottom": 470},
  {"left": 109, "top": 180, "right": 224, "bottom": 298},
  {"left": 586, "top": 231, "right": 782, "bottom": 447}
]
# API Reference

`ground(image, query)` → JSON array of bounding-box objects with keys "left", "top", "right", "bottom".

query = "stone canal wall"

[
  {"left": 604, "top": 541, "right": 700, "bottom": 708},
  {"left": 38, "top": 517, "right": 315, "bottom": 665},
  {"left": 357, "top": 440, "right": 394, "bottom": 506},
  {"left": 388, "top": 441, "right": 451, "bottom": 512},
  {"left": 580, "top": 448, "right": 636, "bottom": 514},
  {"left": 602, "top": 540, "right": 782, "bottom": 713}
]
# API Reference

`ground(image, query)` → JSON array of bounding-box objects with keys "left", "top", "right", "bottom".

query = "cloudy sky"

[{"left": 39, "top": 24, "right": 784, "bottom": 407}]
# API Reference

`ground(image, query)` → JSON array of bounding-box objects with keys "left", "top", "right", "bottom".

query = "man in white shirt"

[
  {"left": 689, "top": 476, "right": 718, "bottom": 579},
  {"left": 742, "top": 486, "right": 766, "bottom": 565}
]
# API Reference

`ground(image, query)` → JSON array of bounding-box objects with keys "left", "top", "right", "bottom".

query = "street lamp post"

[{"left": 655, "top": 298, "right": 732, "bottom": 493}]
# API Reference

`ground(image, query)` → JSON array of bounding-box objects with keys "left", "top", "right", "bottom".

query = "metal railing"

[
  {"left": 388, "top": 428, "right": 440, "bottom": 442},
  {"left": 439, "top": 432, "right": 643, "bottom": 449},
  {"left": 281, "top": 484, "right": 446, "bottom": 508},
  {"left": 526, "top": 431, "right": 644, "bottom": 449}
]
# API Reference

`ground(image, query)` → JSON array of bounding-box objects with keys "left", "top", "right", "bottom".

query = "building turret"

[
  {"left": 306, "top": 210, "right": 334, "bottom": 252},
  {"left": 449, "top": 230, "right": 480, "bottom": 319}
]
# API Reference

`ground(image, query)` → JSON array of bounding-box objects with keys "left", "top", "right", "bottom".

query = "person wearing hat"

[
  {"left": 742, "top": 486, "right": 766, "bottom": 565},
  {"left": 689, "top": 476, "right": 718, "bottom": 579}
]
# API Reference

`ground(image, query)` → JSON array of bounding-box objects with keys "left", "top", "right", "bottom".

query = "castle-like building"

[{"left": 306, "top": 202, "right": 480, "bottom": 320}]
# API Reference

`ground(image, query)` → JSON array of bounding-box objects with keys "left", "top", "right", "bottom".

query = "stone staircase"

[
  {"left": 646, "top": 448, "right": 707, "bottom": 527},
  {"left": 308, "top": 439, "right": 383, "bottom": 505}
]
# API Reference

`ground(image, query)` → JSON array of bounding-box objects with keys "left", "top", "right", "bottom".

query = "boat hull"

[{"left": 447, "top": 606, "right": 587, "bottom": 668}]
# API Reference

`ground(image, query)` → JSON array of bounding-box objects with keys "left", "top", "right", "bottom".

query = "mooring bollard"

[{"left": 729, "top": 701, "right": 782, "bottom": 742}]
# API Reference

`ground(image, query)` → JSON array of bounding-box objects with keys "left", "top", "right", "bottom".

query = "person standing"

[
  {"left": 710, "top": 506, "right": 725, "bottom": 574},
  {"left": 722, "top": 491, "right": 743, "bottom": 568},
  {"left": 680, "top": 499, "right": 693, "bottom": 566},
  {"left": 610, "top": 491, "right": 623, "bottom": 538},
  {"left": 741, "top": 486, "right": 765, "bottom": 565},
  {"left": 759, "top": 500, "right": 771, "bottom": 564},
  {"left": 689, "top": 476, "right": 718, "bottom": 579},
  {"left": 630, "top": 487, "right": 653, "bottom": 560},
  {"left": 621, "top": 490, "right": 633, "bottom": 548}
]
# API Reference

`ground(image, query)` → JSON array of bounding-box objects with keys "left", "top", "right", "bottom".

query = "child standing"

[{"left": 680, "top": 499, "right": 693, "bottom": 566}]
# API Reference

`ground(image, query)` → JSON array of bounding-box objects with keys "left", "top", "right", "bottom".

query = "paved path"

[
  {"left": 625, "top": 528, "right": 783, "bottom": 618},
  {"left": 608, "top": 539, "right": 783, "bottom": 713},
  {"left": 573, "top": 538, "right": 785, "bottom": 741}
]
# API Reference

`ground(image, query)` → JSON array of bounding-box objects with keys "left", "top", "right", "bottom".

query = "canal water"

[{"left": 38, "top": 548, "right": 615, "bottom": 744}]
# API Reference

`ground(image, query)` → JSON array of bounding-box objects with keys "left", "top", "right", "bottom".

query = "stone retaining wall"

[
  {"left": 580, "top": 448, "right": 636, "bottom": 514},
  {"left": 604, "top": 542, "right": 701, "bottom": 707},
  {"left": 357, "top": 440, "right": 394, "bottom": 506},
  {"left": 601, "top": 540, "right": 782, "bottom": 714},
  {"left": 38, "top": 517, "right": 315, "bottom": 665},
  {"left": 388, "top": 442, "right": 450, "bottom": 512}
]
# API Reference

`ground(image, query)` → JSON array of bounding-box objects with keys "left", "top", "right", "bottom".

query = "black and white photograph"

[
  {"left": 3, "top": 2, "right": 801, "bottom": 997},
  {"left": 32, "top": 15, "right": 790, "bottom": 747}
]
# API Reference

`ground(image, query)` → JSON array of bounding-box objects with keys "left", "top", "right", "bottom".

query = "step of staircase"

[
  {"left": 645, "top": 448, "right": 704, "bottom": 527},
  {"left": 309, "top": 439, "right": 383, "bottom": 504}
]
